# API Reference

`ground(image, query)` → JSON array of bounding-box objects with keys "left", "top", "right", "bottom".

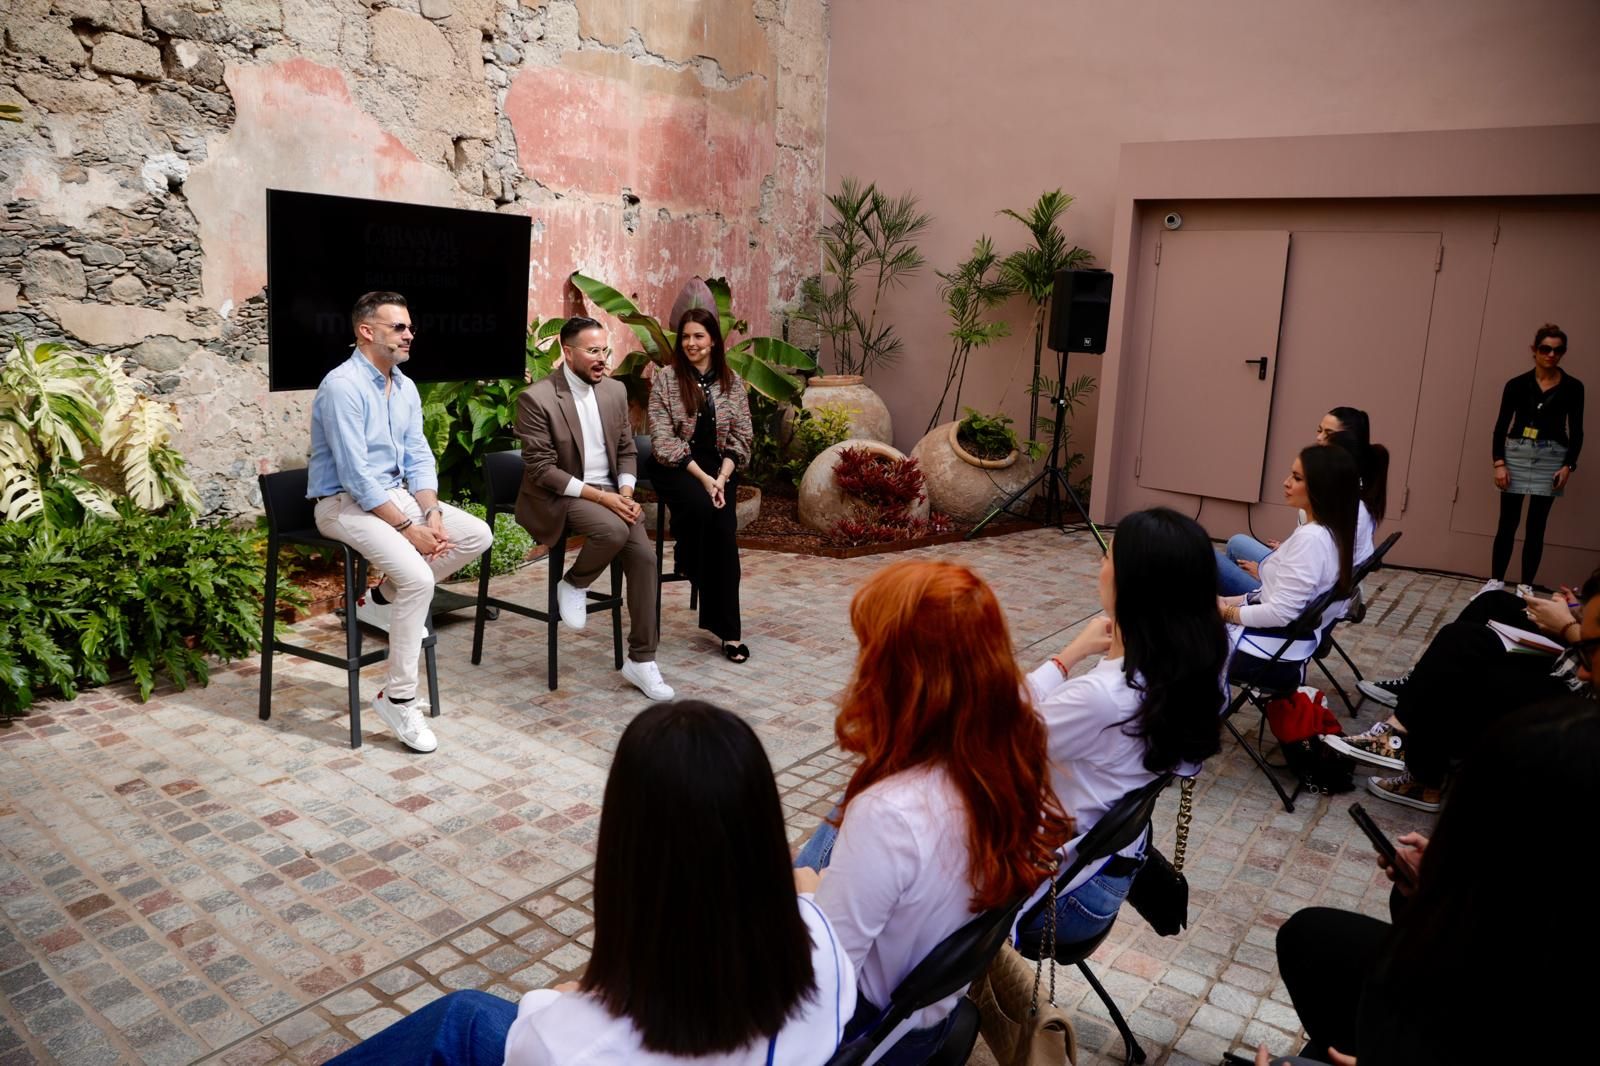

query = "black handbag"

[{"left": 1126, "top": 775, "right": 1193, "bottom": 937}]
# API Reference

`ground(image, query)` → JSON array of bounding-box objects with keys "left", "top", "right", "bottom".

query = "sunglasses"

[{"left": 1537, "top": 344, "right": 1567, "bottom": 356}]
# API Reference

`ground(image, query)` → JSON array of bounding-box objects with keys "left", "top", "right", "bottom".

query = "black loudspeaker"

[{"left": 1048, "top": 268, "right": 1114, "bottom": 354}]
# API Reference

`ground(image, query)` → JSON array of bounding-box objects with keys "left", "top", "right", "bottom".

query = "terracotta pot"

[
  {"left": 910, "top": 421, "right": 1043, "bottom": 524},
  {"left": 782, "top": 375, "right": 894, "bottom": 454},
  {"left": 797, "top": 439, "right": 931, "bottom": 533}
]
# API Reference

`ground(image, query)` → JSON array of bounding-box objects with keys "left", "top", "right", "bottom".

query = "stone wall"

[{"left": 0, "top": 0, "right": 829, "bottom": 517}]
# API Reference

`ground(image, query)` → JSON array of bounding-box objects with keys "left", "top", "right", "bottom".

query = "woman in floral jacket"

[{"left": 647, "top": 307, "right": 754, "bottom": 661}]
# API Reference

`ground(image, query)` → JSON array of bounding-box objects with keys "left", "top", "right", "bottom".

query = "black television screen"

[{"left": 265, "top": 190, "right": 532, "bottom": 391}]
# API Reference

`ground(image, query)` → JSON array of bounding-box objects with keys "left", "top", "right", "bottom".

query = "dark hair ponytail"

[
  {"left": 1112, "top": 508, "right": 1229, "bottom": 772},
  {"left": 1300, "top": 444, "right": 1359, "bottom": 594},
  {"left": 1325, "top": 407, "right": 1390, "bottom": 523}
]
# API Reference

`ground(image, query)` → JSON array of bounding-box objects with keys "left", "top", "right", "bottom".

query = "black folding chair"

[
  {"left": 257, "top": 469, "right": 440, "bottom": 749},
  {"left": 824, "top": 895, "right": 1030, "bottom": 1066},
  {"left": 469, "top": 450, "right": 623, "bottom": 690},
  {"left": 1224, "top": 586, "right": 1348, "bottom": 812},
  {"left": 1313, "top": 531, "right": 1404, "bottom": 712},
  {"left": 1015, "top": 772, "right": 1177, "bottom": 1066},
  {"left": 633, "top": 434, "right": 695, "bottom": 621}
]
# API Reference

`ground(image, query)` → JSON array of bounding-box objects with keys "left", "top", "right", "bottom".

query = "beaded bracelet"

[{"left": 393, "top": 518, "right": 414, "bottom": 532}]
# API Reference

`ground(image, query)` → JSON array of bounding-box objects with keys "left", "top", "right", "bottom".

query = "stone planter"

[
  {"left": 910, "top": 421, "right": 1043, "bottom": 524},
  {"left": 797, "top": 439, "right": 931, "bottom": 533},
  {"left": 782, "top": 374, "right": 893, "bottom": 454},
  {"left": 640, "top": 484, "right": 762, "bottom": 533}
]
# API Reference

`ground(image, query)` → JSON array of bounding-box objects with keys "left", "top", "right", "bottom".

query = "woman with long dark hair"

[
  {"left": 1020, "top": 507, "right": 1230, "bottom": 941},
  {"left": 1265, "top": 694, "right": 1600, "bottom": 1064},
  {"left": 793, "top": 560, "right": 1074, "bottom": 1065},
  {"left": 1488, "top": 322, "right": 1583, "bottom": 590},
  {"left": 1217, "top": 406, "right": 1387, "bottom": 596},
  {"left": 329, "top": 701, "right": 853, "bottom": 1066},
  {"left": 647, "top": 307, "right": 755, "bottom": 661},
  {"left": 1223, "top": 445, "right": 1361, "bottom": 690}
]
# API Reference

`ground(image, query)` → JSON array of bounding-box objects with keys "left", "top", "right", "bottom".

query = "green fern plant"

[{"left": 0, "top": 336, "right": 201, "bottom": 526}]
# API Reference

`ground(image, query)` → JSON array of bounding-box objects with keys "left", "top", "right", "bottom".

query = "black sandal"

[{"left": 722, "top": 642, "right": 750, "bottom": 663}]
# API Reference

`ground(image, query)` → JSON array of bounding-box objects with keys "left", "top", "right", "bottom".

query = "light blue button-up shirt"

[{"left": 307, "top": 350, "right": 438, "bottom": 510}]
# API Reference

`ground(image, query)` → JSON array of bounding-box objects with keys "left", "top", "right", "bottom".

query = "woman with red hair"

[{"left": 794, "top": 559, "right": 1074, "bottom": 1064}]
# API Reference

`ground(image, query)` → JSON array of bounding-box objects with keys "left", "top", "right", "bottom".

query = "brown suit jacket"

[{"left": 513, "top": 369, "right": 638, "bottom": 545}]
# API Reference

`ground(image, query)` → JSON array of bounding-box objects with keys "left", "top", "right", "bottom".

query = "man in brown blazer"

[{"left": 513, "top": 316, "right": 673, "bottom": 700}]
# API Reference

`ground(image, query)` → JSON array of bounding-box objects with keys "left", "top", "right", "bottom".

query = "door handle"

[{"left": 1244, "top": 357, "right": 1268, "bottom": 381}]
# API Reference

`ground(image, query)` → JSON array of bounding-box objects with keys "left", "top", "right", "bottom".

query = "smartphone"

[{"left": 1349, "top": 802, "right": 1413, "bottom": 889}]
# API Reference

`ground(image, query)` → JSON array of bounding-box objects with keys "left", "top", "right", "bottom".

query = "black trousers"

[
  {"left": 1491, "top": 491, "right": 1556, "bottom": 585},
  {"left": 1393, "top": 591, "right": 1567, "bottom": 787},
  {"left": 649, "top": 458, "right": 742, "bottom": 642},
  {"left": 1276, "top": 905, "right": 1393, "bottom": 1062}
]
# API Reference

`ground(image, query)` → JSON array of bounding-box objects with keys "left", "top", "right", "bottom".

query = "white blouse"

[
  {"left": 814, "top": 765, "right": 975, "bottom": 1043},
  {"left": 1236, "top": 522, "right": 1345, "bottom": 661},
  {"left": 502, "top": 895, "right": 854, "bottom": 1065}
]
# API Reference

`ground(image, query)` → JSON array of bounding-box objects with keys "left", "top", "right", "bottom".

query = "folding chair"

[
  {"left": 1015, "top": 772, "right": 1177, "bottom": 1066},
  {"left": 1312, "top": 531, "right": 1404, "bottom": 712},
  {"left": 633, "top": 434, "right": 695, "bottom": 621},
  {"left": 468, "top": 450, "right": 623, "bottom": 690},
  {"left": 257, "top": 469, "right": 440, "bottom": 749},
  {"left": 1224, "top": 585, "right": 1348, "bottom": 812},
  {"left": 824, "top": 895, "right": 1030, "bottom": 1066}
]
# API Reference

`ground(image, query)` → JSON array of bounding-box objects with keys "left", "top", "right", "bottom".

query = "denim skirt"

[{"left": 1503, "top": 437, "right": 1567, "bottom": 497}]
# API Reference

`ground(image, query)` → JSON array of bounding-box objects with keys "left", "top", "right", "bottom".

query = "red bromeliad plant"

[{"left": 826, "top": 447, "right": 953, "bottom": 546}]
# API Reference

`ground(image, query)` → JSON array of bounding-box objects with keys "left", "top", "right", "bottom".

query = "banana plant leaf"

[{"left": 569, "top": 273, "right": 673, "bottom": 361}]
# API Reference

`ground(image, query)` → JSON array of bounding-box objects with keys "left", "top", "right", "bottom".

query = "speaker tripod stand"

[{"left": 967, "top": 349, "right": 1107, "bottom": 552}]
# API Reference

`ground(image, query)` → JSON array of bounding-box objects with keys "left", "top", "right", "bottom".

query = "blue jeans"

[
  {"left": 1216, "top": 534, "right": 1272, "bottom": 596},
  {"left": 793, "top": 810, "right": 841, "bottom": 871},
  {"left": 1019, "top": 864, "right": 1140, "bottom": 946},
  {"left": 327, "top": 990, "right": 514, "bottom": 1066}
]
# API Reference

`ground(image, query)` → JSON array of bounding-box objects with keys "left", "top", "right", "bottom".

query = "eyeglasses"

[
  {"left": 564, "top": 344, "right": 612, "bottom": 358},
  {"left": 1537, "top": 344, "right": 1567, "bottom": 356},
  {"left": 380, "top": 322, "right": 416, "bottom": 335}
]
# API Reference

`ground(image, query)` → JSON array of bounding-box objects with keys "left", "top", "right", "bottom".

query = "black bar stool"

[
  {"left": 469, "top": 450, "right": 623, "bottom": 690},
  {"left": 634, "top": 434, "right": 696, "bottom": 621},
  {"left": 258, "top": 470, "right": 439, "bottom": 749}
]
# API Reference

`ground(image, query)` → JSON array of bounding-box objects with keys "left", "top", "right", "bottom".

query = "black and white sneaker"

[{"left": 1357, "top": 674, "right": 1408, "bottom": 708}]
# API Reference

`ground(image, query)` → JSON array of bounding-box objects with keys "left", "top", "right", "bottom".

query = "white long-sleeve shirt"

[
  {"left": 1237, "top": 521, "right": 1346, "bottom": 661},
  {"left": 502, "top": 894, "right": 853, "bottom": 1065},
  {"left": 814, "top": 766, "right": 974, "bottom": 1046}
]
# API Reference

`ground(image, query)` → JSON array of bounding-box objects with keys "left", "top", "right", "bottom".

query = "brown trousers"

[{"left": 563, "top": 497, "right": 659, "bottom": 662}]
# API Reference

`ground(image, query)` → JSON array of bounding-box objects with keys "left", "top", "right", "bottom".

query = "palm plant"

[
  {"left": 797, "top": 177, "right": 933, "bottom": 378},
  {"left": 998, "top": 189, "right": 1093, "bottom": 442},
  {"left": 0, "top": 336, "right": 199, "bottom": 526},
  {"left": 926, "top": 236, "right": 1013, "bottom": 433},
  {"left": 568, "top": 272, "right": 817, "bottom": 405}
]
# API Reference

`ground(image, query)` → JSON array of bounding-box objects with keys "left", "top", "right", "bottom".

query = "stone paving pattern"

[{"left": 0, "top": 529, "right": 1470, "bottom": 1065}]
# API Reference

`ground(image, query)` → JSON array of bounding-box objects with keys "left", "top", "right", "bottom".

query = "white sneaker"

[
  {"left": 556, "top": 580, "right": 588, "bottom": 630},
  {"left": 1476, "top": 578, "right": 1505, "bottom": 598},
  {"left": 373, "top": 692, "right": 437, "bottom": 753},
  {"left": 355, "top": 592, "right": 392, "bottom": 633},
  {"left": 620, "top": 659, "right": 674, "bottom": 701}
]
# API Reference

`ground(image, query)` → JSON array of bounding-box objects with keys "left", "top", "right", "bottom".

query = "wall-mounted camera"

[{"left": 1163, "top": 212, "right": 1183, "bottom": 230}]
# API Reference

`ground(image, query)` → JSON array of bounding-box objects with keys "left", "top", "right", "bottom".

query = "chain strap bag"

[
  {"left": 1125, "top": 775, "right": 1194, "bottom": 937},
  {"left": 970, "top": 880, "right": 1077, "bottom": 1066}
]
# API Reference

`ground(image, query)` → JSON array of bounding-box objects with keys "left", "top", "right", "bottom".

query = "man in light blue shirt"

[{"left": 308, "top": 291, "right": 492, "bottom": 753}]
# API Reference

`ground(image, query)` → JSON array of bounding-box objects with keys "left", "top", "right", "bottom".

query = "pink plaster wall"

[{"left": 824, "top": 0, "right": 1600, "bottom": 458}]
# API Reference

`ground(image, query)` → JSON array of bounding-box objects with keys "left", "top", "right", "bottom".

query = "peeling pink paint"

[
  {"left": 186, "top": 59, "right": 457, "bottom": 310},
  {"left": 505, "top": 63, "right": 775, "bottom": 216}
]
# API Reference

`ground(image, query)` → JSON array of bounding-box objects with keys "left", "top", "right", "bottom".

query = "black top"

[{"left": 1492, "top": 369, "right": 1584, "bottom": 470}]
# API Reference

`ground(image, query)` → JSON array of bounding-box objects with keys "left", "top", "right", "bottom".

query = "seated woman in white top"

[
  {"left": 330, "top": 701, "right": 854, "bottom": 1066},
  {"left": 1019, "top": 507, "right": 1231, "bottom": 944},
  {"left": 1217, "top": 406, "right": 1388, "bottom": 596},
  {"left": 792, "top": 560, "right": 1073, "bottom": 1066},
  {"left": 1222, "top": 445, "right": 1361, "bottom": 692}
]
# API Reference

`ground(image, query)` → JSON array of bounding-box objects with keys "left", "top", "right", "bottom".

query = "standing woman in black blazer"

[
  {"left": 647, "top": 307, "right": 755, "bottom": 662},
  {"left": 1489, "top": 323, "right": 1584, "bottom": 589}
]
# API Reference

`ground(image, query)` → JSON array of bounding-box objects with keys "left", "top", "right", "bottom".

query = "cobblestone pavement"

[{"left": 0, "top": 529, "right": 1475, "bottom": 1065}]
